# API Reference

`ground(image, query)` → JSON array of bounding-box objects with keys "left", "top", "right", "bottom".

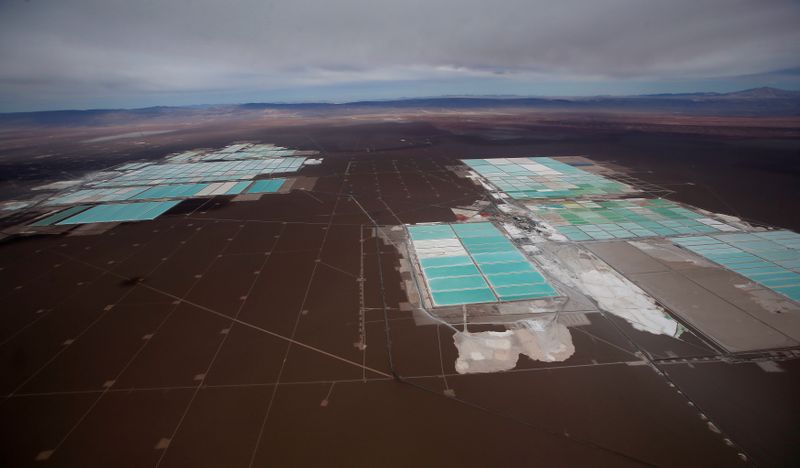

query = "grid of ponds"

[
  {"left": 408, "top": 222, "right": 558, "bottom": 306},
  {"left": 91, "top": 158, "right": 306, "bottom": 187},
  {"left": 197, "top": 147, "right": 299, "bottom": 162},
  {"left": 32, "top": 142, "right": 314, "bottom": 226},
  {"left": 166, "top": 144, "right": 302, "bottom": 163},
  {"left": 526, "top": 198, "right": 738, "bottom": 241},
  {"left": 57, "top": 201, "right": 180, "bottom": 225},
  {"left": 462, "top": 157, "right": 631, "bottom": 199},
  {"left": 45, "top": 186, "right": 150, "bottom": 205},
  {"left": 673, "top": 231, "right": 800, "bottom": 302},
  {"left": 46, "top": 181, "right": 253, "bottom": 205}
]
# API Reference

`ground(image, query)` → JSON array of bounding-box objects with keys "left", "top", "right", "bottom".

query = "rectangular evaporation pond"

[
  {"left": 673, "top": 232, "right": 800, "bottom": 302},
  {"left": 31, "top": 205, "right": 91, "bottom": 226},
  {"left": 57, "top": 201, "right": 180, "bottom": 225},
  {"left": 246, "top": 178, "right": 286, "bottom": 194},
  {"left": 452, "top": 222, "right": 558, "bottom": 301},
  {"left": 431, "top": 289, "right": 497, "bottom": 307},
  {"left": 408, "top": 224, "right": 455, "bottom": 241}
]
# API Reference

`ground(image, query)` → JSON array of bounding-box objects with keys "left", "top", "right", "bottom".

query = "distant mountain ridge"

[
  {"left": 640, "top": 87, "right": 800, "bottom": 99},
  {"left": 1, "top": 87, "right": 799, "bottom": 125}
]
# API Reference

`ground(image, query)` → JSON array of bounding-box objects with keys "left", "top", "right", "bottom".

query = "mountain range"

[{"left": 1, "top": 87, "right": 798, "bottom": 126}]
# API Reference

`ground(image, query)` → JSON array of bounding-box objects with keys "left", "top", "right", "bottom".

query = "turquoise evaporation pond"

[
  {"left": 408, "top": 222, "right": 558, "bottom": 306},
  {"left": 31, "top": 205, "right": 91, "bottom": 226},
  {"left": 246, "top": 178, "right": 286, "bottom": 194},
  {"left": 673, "top": 231, "right": 800, "bottom": 302},
  {"left": 408, "top": 224, "right": 455, "bottom": 241},
  {"left": 57, "top": 201, "right": 180, "bottom": 225}
]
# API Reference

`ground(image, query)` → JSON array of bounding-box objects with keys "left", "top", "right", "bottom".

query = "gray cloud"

[{"left": 1, "top": 0, "right": 799, "bottom": 110}]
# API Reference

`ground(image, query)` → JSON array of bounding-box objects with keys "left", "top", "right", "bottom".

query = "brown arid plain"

[{"left": 0, "top": 105, "right": 799, "bottom": 467}]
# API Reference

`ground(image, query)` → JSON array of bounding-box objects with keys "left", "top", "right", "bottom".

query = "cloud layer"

[{"left": 2, "top": 0, "right": 799, "bottom": 110}]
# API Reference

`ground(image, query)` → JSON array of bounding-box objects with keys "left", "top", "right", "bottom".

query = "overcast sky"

[{"left": 1, "top": 0, "right": 799, "bottom": 111}]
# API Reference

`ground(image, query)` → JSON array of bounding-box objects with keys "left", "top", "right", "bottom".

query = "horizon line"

[{"left": 1, "top": 86, "right": 798, "bottom": 115}]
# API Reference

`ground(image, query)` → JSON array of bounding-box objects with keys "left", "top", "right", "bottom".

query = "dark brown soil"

[{"left": 0, "top": 112, "right": 798, "bottom": 466}]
